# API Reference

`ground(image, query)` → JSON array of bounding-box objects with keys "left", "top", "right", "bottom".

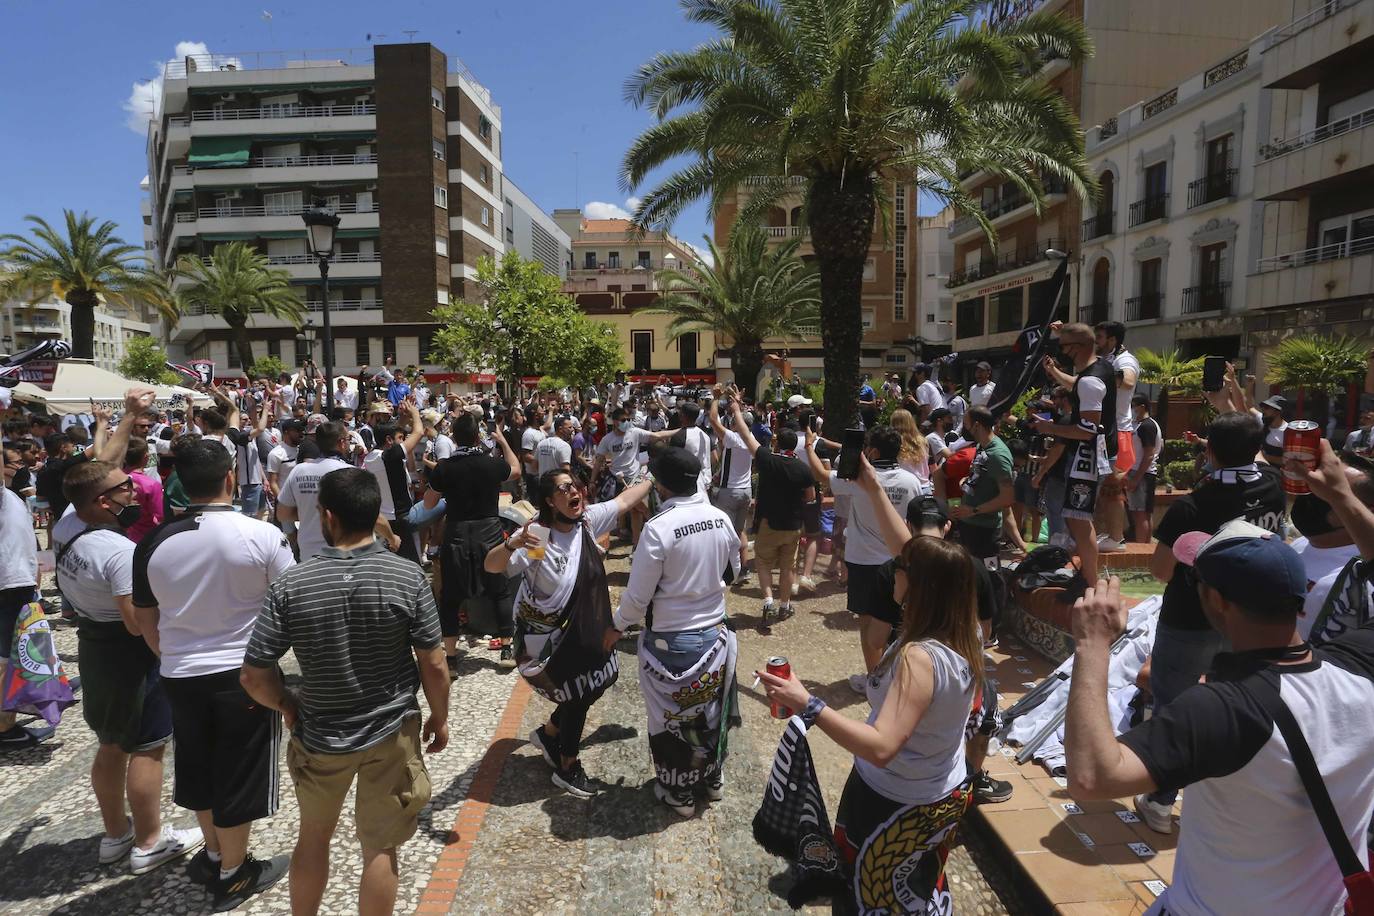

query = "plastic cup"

[{"left": 526, "top": 523, "right": 549, "bottom": 560}]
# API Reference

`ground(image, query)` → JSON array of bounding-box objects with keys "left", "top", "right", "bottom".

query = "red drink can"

[
  {"left": 1282, "top": 420, "right": 1321, "bottom": 494},
  {"left": 766, "top": 656, "right": 793, "bottom": 719}
]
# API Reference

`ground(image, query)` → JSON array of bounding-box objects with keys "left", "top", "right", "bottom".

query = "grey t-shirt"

[
  {"left": 52, "top": 511, "right": 133, "bottom": 623},
  {"left": 534, "top": 435, "right": 573, "bottom": 474}
]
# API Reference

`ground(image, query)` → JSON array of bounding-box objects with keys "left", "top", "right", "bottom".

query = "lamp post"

[
  {"left": 295, "top": 318, "right": 316, "bottom": 363},
  {"left": 302, "top": 201, "right": 341, "bottom": 412}
]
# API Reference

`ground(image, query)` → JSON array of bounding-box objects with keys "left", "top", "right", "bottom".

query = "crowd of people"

[{"left": 2, "top": 326, "right": 1373, "bottom": 915}]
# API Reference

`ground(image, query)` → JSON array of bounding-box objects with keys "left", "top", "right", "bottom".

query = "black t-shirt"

[
  {"left": 36, "top": 452, "right": 89, "bottom": 516},
  {"left": 430, "top": 451, "right": 511, "bottom": 527},
  {"left": 1154, "top": 467, "right": 1286, "bottom": 629},
  {"left": 752, "top": 447, "right": 814, "bottom": 531},
  {"left": 1072, "top": 356, "right": 1119, "bottom": 461},
  {"left": 381, "top": 443, "right": 413, "bottom": 517}
]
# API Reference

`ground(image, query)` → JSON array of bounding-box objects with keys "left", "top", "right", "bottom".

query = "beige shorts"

[
  {"left": 754, "top": 520, "right": 801, "bottom": 569},
  {"left": 286, "top": 716, "right": 431, "bottom": 851}
]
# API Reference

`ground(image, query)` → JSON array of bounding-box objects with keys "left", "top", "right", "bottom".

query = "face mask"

[
  {"left": 619, "top": 420, "right": 633, "bottom": 434},
  {"left": 109, "top": 500, "right": 142, "bottom": 529},
  {"left": 1290, "top": 493, "right": 1341, "bottom": 537}
]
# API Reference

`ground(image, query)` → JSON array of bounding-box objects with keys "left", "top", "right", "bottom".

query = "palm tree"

[
  {"left": 0, "top": 211, "right": 173, "bottom": 361},
  {"left": 1137, "top": 348, "right": 1204, "bottom": 433},
  {"left": 1266, "top": 334, "right": 1366, "bottom": 431},
  {"left": 648, "top": 223, "right": 820, "bottom": 395},
  {"left": 173, "top": 242, "right": 305, "bottom": 371},
  {"left": 621, "top": 0, "right": 1094, "bottom": 425}
]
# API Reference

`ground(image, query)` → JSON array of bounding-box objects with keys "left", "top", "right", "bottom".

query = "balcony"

[
  {"left": 1128, "top": 194, "right": 1169, "bottom": 228},
  {"left": 182, "top": 102, "right": 374, "bottom": 123},
  {"left": 1125, "top": 293, "right": 1162, "bottom": 322},
  {"left": 170, "top": 205, "right": 379, "bottom": 239},
  {"left": 1078, "top": 301, "right": 1110, "bottom": 325},
  {"left": 1250, "top": 236, "right": 1374, "bottom": 309},
  {"left": 946, "top": 238, "right": 1064, "bottom": 288},
  {"left": 1182, "top": 282, "right": 1230, "bottom": 314},
  {"left": 1187, "top": 169, "right": 1237, "bottom": 208},
  {"left": 764, "top": 226, "right": 809, "bottom": 238},
  {"left": 169, "top": 103, "right": 377, "bottom": 139},
  {"left": 949, "top": 178, "right": 1068, "bottom": 243},
  {"left": 1082, "top": 211, "right": 1115, "bottom": 241},
  {"left": 1261, "top": 0, "right": 1373, "bottom": 89},
  {"left": 1254, "top": 104, "right": 1374, "bottom": 200},
  {"left": 741, "top": 176, "right": 807, "bottom": 187},
  {"left": 168, "top": 153, "right": 378, "bottom": 189}
]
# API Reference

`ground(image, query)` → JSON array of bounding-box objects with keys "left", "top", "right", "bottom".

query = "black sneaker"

[
  {"left": 211, "top": 853, "right": 288, "bottom": 912},
  {"left": 772, "top": 604, "right": 795, "bottom": 624},
  {"left": 529, "top": 726, "right": 558, "bottom": 769},
  {"left": 185, "top": 848, "right": 217, "bottom": 886},
  {"left": 0, "top": 726, "right": 39, "bottom": 751},
  {"left": 498, "top": 644, "right": 516, "bottom": 669},
  {"left": 551, "top": 761, "right": 597, "bottom": 799},
  {"left": 973, "top": 770, "right": 1013, "bottom": 804}
]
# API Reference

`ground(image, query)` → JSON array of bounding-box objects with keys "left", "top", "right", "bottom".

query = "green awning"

[
  {"left": 200, "top": 230, "right": 304, "bottom": 241},
  {"left": 188, "top": 137, "right": 251, "bottom": 167},
  {"left": 336, "top": 229, "right": 379, "bottom": 239}
]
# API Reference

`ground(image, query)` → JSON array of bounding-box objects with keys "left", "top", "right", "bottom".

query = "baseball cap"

[
  {"left": 787, "top": 394, "right": 813, "bottom": 408},
  {"left": 929, "top": 408, "right": 952, "bottom": 423},
  {"left": 1172, "top": 519, "right": 1306, "bottom": 608},
  {"left": 280, "top": 419, "right": 304, "bottom": 434},
  {"left": 1259, "top": 395, "right": 1289, "bottom": 414},
  {"left": 906, "top": 495, "right": 948, "bottom": 529},
  {"left": 976, "top": 360, "right": 993, "bottom": 372},
  {"left": 647, "top": 446, "right": 702, "bottom": 494}
]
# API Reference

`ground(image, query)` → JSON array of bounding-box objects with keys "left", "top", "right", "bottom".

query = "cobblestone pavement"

[{"left": 1, "top": 548, "right": 1027, "bottom": 915}]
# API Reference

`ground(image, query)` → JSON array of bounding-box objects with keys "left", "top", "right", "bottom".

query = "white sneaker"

[
  {"left": 798, "top": 575, "right": 817, "bottom": 592},
  {"left": 848, "top": 673, "right": 869, "bottom": 694},
  {"left": 1133, "top": 794, "right": 1175, "bottom": 835},
  {"left": 129, "top": 825, "right": 204, "bottom": 875},
  {"left": 1097, "top": 535, "right": 1126, "bottom": 553},
  {"left": 704, "top": 773, "right": 725, "bottom": 802},
  {"left": 99, "top": 820, "right": 135, "bottom": 865},
  {"left": 654, "top": 781, "right": 695, "bottom": 818}
]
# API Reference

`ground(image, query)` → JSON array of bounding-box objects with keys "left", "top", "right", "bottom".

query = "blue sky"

[{"left": 0, "top": 0, "right": 721, "bottom": 256}]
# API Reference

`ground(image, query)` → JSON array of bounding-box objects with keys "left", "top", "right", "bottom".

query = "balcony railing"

[
  {"left": 171, "top": 153, "right": 376, "bottom": 175},
  {"left": 762, "top": 226, "right": 809, "bottom": 238},
  {"left": 1258, "top": 104, "right": 1374, "bottom": 161},
  {"left": 184, "top": 201, "right": 378, "bottom": 221},
  {"left": 1182, "top": 282, "right": 1230, "bottom": 314},
  {"left": 946, "top": 238, "right": 1065, "bottom": 288},
  {"left": 1128, "top": 194, "right": 1170, "bottom": 227},
  {"left": 1082, "top": 211, "right": 1115, "bottom": 240},
  {"left": 1078, "top": 302, "right": 1110, "bottom": 325},
  {"left": 741, "top": 176, "right": 807, "bottom": 187},
  {"left": 1266, "top": 0, "right": 1358, "bottom": 47},
  {"left": 1125, "top": 293, "right": 1162, "bottom": 322},
  {"left": 265, "top": 251, "right": 380, "bottom": 266},
  {"left": 177, "top": 103, "right": 376, "bottom": 124},
  {"left": 1188, "top": 169, "right": 1237, "bottom": 208},
  {"left": 571, "top": 259, "right": 686, "bottom": 273},
  {"left": 1256, "top": 234, "right": 1374, "bottom": 273},
  {"left": 181, "top": 298, "right": 381, "bottom": 317}
]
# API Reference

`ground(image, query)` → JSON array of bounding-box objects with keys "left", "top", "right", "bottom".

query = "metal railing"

[
  {"left": 741, "top": 176, "right": 807, "bottom": 186},
  {"left": 571, "top": 259, "right": 683, "bottom": 273},
  {"left": 1258, "top": 104, "right": 1374, "bottom": 161},
  {"left": 1256, "top": 234, "right": 1374, "bottom": 273},
  {"left": 1182, "top": 282, "right": 1230, "bottom": 314},
  {"left": 162, "top": 49, "right": 375, "bottom": 80},
  {"left": 1078, "top": 302, "right": 1110, "bottom": 325},
  {"left": 171, "top": 153, "right": 375, "bottom": 176},
  {"left": 175, "top": 103, "right": 376, "bottom": 124},
  {"left": 1267, "top": 0, "right": 1358, "bottom": 47},
  {"left": 763, "top": 226, "right": 810, "bottom": 237},
  {"left": 946, "top": 238, "right": 1065, "bottom": 288},
  {"left": 265, "top": 251, "right": 380, "bottom": 266},
  {"left": 180, "top": 298, "right": 381, "bottom": 316},
  {"left": 1188, "top": 169, "right": 1237, "bottom": 208},
  {"left": 180, "top": 201, "right": 378, "bottom": 221},
  {"left": 1125, "top": 293, "right": 1162, "bottom": 322},
  {"left": 1082, "top": 211, "right": 1115, "bottom": 240},
  {"left": 1128, "top": 194, "right": 1170, "bottom": 227}
]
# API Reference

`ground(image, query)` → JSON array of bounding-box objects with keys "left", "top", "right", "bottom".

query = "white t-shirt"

[
  {"left": 916, "top": 380, "right": 945, "bottom": 412},
  {"left": 431, "top": 434, "right": 456, "bottom": 461},
  {"left": 521, "top": 426, "right": 546, "bottom": 470},
  {"left": 718, "top": 430, "right": 754, "bottom": 490},
  {"left": 829, "top": 465, "right": 923, "bottom": 566},
  {"left": 132, "top": 505, "right": 295, "bottom": 677},
  {"left": 0, "top": 488, "right": 37, "bottom": 592},
  {"left": 1076, "top": 375, "right": 1107, "bottom": 413},
  {"left": 535, "top": 436, "right": 573, "bottom": 474},
  {"left": 278, "top": 456, "right": 352, "bottom": 559},
  {"left": 969, "top": 381, "right": 996, "bottom": 409},
  {"left": 52, "top": 513, "right": 133, "bottom": 624},
  {"left": 926, "top": 432, "right": 950, "bottom": 462},
  {"left": 597, "top": 427, "right": 647, "bottom": 480},
  {"left": 267, "top": 443, "right": 299, "bottom": 483},
  {"left": 1291, "top": 538, "right": 1371, "bottom": 640},
  {"left": 677, "top": 426, "right": 714, "bottom": 493},
  {"left": 363, "top": 449, "right": 398, "bottom": 520},
  {"left": 507, "top": 502, "right": 619, "bottom": 600},
  {"left": 1112, "top": 349, "right": 1142, "bottom": 433},
  {"left": 335, "top": 387, "right": 358, "bottom": 411}
]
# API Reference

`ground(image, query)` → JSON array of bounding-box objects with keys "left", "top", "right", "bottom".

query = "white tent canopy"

[{"left": 9, "top": 362, "right": 211, "bottom": 415}]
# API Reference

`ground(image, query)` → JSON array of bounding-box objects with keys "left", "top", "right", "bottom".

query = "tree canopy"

[
  {"left": 172, "top": 242, "right": 304, "bottom": 372},
  {"left": 116, "top": 335, "right": 180, "bottom": 386}
]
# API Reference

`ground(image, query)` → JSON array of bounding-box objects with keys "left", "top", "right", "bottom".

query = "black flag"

[{"left": 987, "top": 255, "right": 1069, "bottom": 420}]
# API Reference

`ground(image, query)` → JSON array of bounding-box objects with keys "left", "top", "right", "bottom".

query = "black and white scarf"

[
  {"left": 0, "top": 339, "right": 73, "bottom": 387},
  {"left": 1208, "top": 463, "right": 1263, "bottom": 485},
  {"left": 639, "top": 625, "right": 738, "bottom": 794}
]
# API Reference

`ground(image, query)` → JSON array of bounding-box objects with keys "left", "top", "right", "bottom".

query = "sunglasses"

[
  {"left": 101, "top": 478, "right": 134, "bottom": 497},
  {"left": 551, "top": 481, "right": 581, "bottom": 496}
]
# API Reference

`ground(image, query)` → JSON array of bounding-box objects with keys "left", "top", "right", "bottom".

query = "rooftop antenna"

[{"left": 402, "top": 29, "right": 418, "bottom": 42}]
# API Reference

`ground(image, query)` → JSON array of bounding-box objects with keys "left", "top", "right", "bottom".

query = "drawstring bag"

[{"left": 1, "top": 599, "right": 76, "bottom": 726}]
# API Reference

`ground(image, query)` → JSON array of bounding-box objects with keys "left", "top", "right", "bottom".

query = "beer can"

[
  {"left": 1282, "top": 420, "right": 1321, "bottom": 495},
  {"left": 766, "top": 656, "right": 793, "bottom": 719}
]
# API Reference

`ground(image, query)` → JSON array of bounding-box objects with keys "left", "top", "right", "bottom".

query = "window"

[
  {"left": 383, "top": 337, "right": 396, "bottom": 362},
  {"left": 506, "top": 226, "right": 514, "bottom": 244},
  {"left": 1206, "top": 134, "right": 1233, "bottom": 179},
  {"left": 267, "top": 338, "right": 281, "bottom": 359},
  {"left": 886, "top": 353, "right": 908, "bottom": 366},
  {"left": 1199, "top": 243, "right": 1226, "bottom": 288},
  {"left": 862, "top": 310, "right": 875, "bottom": 330},
  {"left": 584, "top": 251, "right": 597, "bottom": 269},
  {"left": 437, "top": 286, "right": 449, "bottom": 305},
  {"left": 478, "top": 115, "right": 492, "bottom": 140},
  {"left": 1316, "top": 210, "right": 1374, "bottom": 261},
  {"left": 480, "top": 206, "right": 490, "bottom": 227},
  {"left": 957, "top": 299, "right": 985, "bottom": 338},
  {"left": 436, "top": 234, "right": 448, "bottom": 257},
  {"left": 679, "top": 331, "right": 698, "bottom": 371},
  {"left": 227, "top": 346, "right": 241, "bottom": 369},
  {"left": 863, "top": 258, "right": 877, "bottom": 282},
  {"left": 1144, "top": 162, "right": 1168, "bottom": 201},
  {"left": 431, "top": 87, "right": 445, "bottom": 111},
  {"left": 631, "top": 283, "right": 646, "bottom": 291},
  {"left": 434, "top": 186, "right": 448, "bottom": 208},
  {"left": 607, "top": 284, "right": 622, "bottom": 293},
  {"left": 608, "top": 251, "right": 620, "bottom": 268},
  {"left": 433, "top": 139, "right": 445, "bottom": 161},
  {"left": 636, "top": 250, "right": 651, "bottom": 269},
  {"left": 419, "top": 331, "right": 436, "bottom": 363},
  {"left": 263, "top": 190, "right": 303, "bottom": 216},
  {"left": 631, "top": 331, "right": 653, "bottom": 373},
  {"left": 894, "top": 284, "right": 906, "bottom": 322},
  {"left": 356, "top": 336, "right": 370, "bottom": 366},
  {"left": 479, "top": 164, "right": 489, "bottom": 183},
  {"left": 994, "top": 289, "right": 1023, "bottom": 333}
]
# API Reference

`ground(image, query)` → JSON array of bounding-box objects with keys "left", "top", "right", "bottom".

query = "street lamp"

[
  {"left": 302, "top": 201, "right": 341, "bottom": 412},
  {"left": 295, "top": 319, "right": 316, "bottom": 359}
]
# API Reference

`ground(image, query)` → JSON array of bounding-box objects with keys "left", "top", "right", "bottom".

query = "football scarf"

[
  {"left": 0, "top": 339, "right": 73, "bottom": 388},
  {"left": 986, "top": 256, "right": 1069, "bottom": 421},
  {"left": 638, "top": 624, "right": 738, "bottom": 794},
  {"left": 1307, "top": 558, "right": 1372, "bottom": 648}
]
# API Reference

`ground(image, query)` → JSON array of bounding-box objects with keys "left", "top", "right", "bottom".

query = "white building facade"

[
  {"left": 503, "top": 178, "right": 571, "bottom": 280},
  {"left": 2, "top": 297, "right": 153, "bottom": 373}
]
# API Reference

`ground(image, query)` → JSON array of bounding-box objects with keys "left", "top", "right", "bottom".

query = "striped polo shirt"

[{"left": 244, "top": 539, "right": 442, "bottom": 754}]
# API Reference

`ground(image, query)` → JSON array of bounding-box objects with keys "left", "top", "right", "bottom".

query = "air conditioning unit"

[{"left": 219, "top": 93, "right": 238, "bottom": 102}]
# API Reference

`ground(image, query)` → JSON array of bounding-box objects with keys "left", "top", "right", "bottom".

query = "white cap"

[{"left": 787, "top": 394, "right": 813, "bottom": 408}]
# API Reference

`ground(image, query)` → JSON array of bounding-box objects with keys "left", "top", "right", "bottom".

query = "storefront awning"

[
  {"left": 952, "top": 262, "right": 1058, "bottom": 303},
  {"left": 188, "top": 137, "right": 251, "bottom": 168}
]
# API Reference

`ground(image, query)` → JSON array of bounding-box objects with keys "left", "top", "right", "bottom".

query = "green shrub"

[
  {"left": 1162, "top": 460, "right": 1201, "bottom": 491},
  {"left": 1160, "top": 438, "right": 1194, "bottom": 466}
]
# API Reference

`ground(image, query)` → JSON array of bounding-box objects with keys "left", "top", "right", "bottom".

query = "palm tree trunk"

[
  {"left": 808, "top": 174, "right": 876, "bottom": 429},
  {"left": 1156, "top": 387, "right": 1171, "bottom": 436},
  {"left": 224, "top": 316, "right": 255, "bottom": 375},
  {"left": 65, "top": 289, "right": 99, "bottom": 361},
  {"left": 732, "top": 343, "right": 765, "bottom": 402}
]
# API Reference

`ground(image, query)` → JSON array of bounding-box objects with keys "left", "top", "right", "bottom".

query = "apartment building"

[
  {"left": 1246, "top": 0, "right": 1374, "bottom": 398},
  {"left": 1080, "top": 35, "right": 1266, "bottom": 360},
  {"left": 505, "top": 180, "right": 571, "bottom": 280},
  {"left": 144, "top": 43, "right": 505, "bottom": 374},
  {"left": 555, "top": 212, "right": 716, "bottom": 378},
  {"left": 948, "top": 0, "right": 1297, "bottom": 368},
  {"left": 2, "top": 297, "right": 153, "bottom": 373}
]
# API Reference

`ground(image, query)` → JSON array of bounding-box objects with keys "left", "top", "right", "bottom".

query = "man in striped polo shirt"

[{"left": 242, "top": 467, "right": 449, "bottom": 916}]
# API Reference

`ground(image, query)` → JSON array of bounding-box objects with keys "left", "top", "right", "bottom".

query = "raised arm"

[
  {"left": 97, "top": 387, "right": 155, "bottom": 465},
  {"left": 728, "top": 394, "right": 761, "bottom": 456},
  {"left": 492, "top": 423, "right": 521, "bottom": 480},
  {"left": 401, "top": 399, "right": 425, "bottom": 455},
  {"left": 210, "top": 385, "right": 241, "bottom": 430},
  {"left": 612, "top": 478, "right": 655, "bottom": 516},
  {"left": 857, "top": 454, "right": 912, "bottom": 556},
  {"left": 803, "top": 427, "right": 828, "bottom": 485}
]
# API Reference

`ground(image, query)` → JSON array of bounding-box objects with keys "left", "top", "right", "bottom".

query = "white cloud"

[
  {"left": 583, "top": 200, "right": 633, "bottom": 220},
  {"left": 625, "top": 196, "right": 643, "bottom": 213},
  {"left": 123, "top": 41, "right": 236, "bottom": 135},
  {"left": 686, "top": 242, "right": 715, "bottom": 267}
]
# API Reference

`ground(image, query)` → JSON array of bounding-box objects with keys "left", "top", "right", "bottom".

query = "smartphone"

[
  {"left": 835, "top": 428, "right": 866, "bottom": 479},
  {"left": 1202, "top": 356, "right": 1226, "bottom": 392}
]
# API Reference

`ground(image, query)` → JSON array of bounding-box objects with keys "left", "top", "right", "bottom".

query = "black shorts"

[
  {"left": 956, "top": 522, "right": 1000, "bottom": 567},
  {"left": 1062, "top": 474, "right": 1099, "bottom": 522},
  {"left": 845, "top": 562, "right": 887, "bottom": 618},
  {"left": 163, "top": 668, "right": 281, "bottom": 828},
  {"left": 0, "top": 586, "right": 33, "bottom": 658},
  {"left": 801, "top": 499, "right": 822, "bottom": 536},
  {"left": 77, "top": 617, "right": 173, "bottom": 753}
]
